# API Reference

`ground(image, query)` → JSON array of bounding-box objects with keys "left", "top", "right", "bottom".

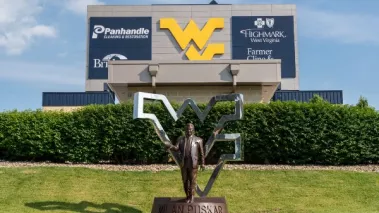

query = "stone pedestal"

[{"left": 151, "top": 197, "right": 228, "bottom": 213}]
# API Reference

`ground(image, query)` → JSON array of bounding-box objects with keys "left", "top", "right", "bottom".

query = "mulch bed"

[{"left": 1, "top": 161, "right": 379, "bottom": 172}]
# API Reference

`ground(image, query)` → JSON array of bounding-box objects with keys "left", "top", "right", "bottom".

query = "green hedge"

[{"left": 1, "top": 100, "right": 379, "bottom": 165}]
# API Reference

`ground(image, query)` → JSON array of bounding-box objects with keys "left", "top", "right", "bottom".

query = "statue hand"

[{"left": 163, "top": 142, "right": 172, "bottom": 150}]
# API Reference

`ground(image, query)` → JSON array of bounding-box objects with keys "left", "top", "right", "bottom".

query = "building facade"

[
  {"left": 86, "top": 3, "right": 297, "bottom": 103},
  {"left": 42, "top": 3, "right": 342, "bottom": 111}
]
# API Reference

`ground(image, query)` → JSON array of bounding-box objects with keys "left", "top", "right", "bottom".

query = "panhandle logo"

[
  {"left": 92, "top": 25, "right": 150, "bottom": 39},
  {"left": 240, "top": 18, "right": 286, "bottom": 44},
  {"left": 160, "top": 18, "right": 224, "bottom": 60},
  {"left": 93, "top": 53, "right": 127, "bottom": 69}
]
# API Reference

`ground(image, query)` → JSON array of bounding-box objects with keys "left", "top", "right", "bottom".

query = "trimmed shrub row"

[{"left": 0, "top": 100, "right": 379, "bottom": 165}]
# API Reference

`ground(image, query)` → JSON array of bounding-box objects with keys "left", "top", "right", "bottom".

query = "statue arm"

[
  {"left": 166, "top": 137, "right": 180, "bottom": 151},
  {"left": 170, "top": 143, "right": 179, "bottom": 151}
]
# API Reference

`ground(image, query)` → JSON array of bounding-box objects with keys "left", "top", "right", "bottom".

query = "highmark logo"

[
  {"left": 92, "top": 25, "right": 150, "bottom": 39},
  {"left": 160, "top": 18, "right": 224, "bottom": 60},
  {"left": 241, "top": 17, "right": 285, "bottom": 44},
  {"left": 254, "top": 18, "right": 275, "bottom": 29}
]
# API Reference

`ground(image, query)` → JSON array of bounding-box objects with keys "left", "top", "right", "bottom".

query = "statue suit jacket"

[{"left": 170, "top": 135, "right": 205, "bottom": 169}]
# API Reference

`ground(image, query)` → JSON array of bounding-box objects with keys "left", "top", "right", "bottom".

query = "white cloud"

[
  {"left": 27, "top": 25, "right": 56, "bottom": 37},
  {"left": 0, "top": 0, "right": 57, "bottom": 55},
  {"left": 57, "top": 52, "right": 68, "bottom": 58},
  {"left": 0, "top": 60, "right": 84, "bottom": 86},
  {"left": 65, "top": 0, "right": 105, "bottom": 15},
  {"left": 298, "top": 6, "right": 379, "bottom": 45}
]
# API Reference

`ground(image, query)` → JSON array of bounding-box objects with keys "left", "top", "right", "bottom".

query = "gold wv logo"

[{"left": 160, "top": 18, "right": 224, "bottom": 60}]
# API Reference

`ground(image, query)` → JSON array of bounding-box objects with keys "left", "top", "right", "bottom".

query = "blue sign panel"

[
  {"left": 88, "top": 17, "right": 152, "bottom": 79},
  {"left": 88, "top": 47, "right": 151, "bottom": 79},
  {"left": 231, "top": 16, "right": 296, "bottom": 78},
  {"left": 89, "top": 17, "right": 152, "bottom": 48}
]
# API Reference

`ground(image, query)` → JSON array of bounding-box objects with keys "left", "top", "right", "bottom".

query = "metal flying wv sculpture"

[{"left": 133, "top": 92, "right": 244, "bottom": 197}]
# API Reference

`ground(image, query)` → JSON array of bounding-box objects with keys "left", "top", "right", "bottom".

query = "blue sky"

[{"left": 0, "top": 0, "right": 378, "bottom": 111}]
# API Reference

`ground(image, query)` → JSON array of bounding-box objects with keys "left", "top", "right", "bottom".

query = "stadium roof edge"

[{"left": 87, "top": 3, "right": 296, "bottom": 6}]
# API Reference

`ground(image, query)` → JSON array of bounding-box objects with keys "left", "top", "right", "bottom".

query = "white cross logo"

[{"left": 254, "top": 18, "right": 265, "bottom": 28}]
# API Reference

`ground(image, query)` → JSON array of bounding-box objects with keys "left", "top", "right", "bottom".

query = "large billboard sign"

[
  {"left": 231, "top": 16, "right": 296, "bottom": 78},
  {"left": 88, "top": 47, "right": 152, "bottom": 79},
  {"left": 160, "top": 18, "right": 224, "bottom": 60},
  {"left": 88, "top": 17, "right": 152, "bottom": 79}
]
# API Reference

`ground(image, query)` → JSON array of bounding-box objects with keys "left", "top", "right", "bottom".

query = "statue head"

[{"left": 185, "top": 123, "right": 195, "bottom": 137}]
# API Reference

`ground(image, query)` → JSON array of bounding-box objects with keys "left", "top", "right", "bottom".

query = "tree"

[
  {"left": 356, "top": 96, "right": 369, "bottom": 108},
  {"left": 309, "top": 94, "right": 325, "bottom": 104}
]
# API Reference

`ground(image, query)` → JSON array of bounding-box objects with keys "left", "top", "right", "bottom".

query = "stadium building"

[{"left": 42, "top": 2, "right": 343, "bottom": 111}]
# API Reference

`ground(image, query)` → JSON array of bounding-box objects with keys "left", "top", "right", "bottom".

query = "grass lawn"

[{"left": 0, "top": 167, "right": 379, "bottom": 213}]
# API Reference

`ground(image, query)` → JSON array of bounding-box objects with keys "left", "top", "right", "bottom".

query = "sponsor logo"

[
  {"left": 160, "top": 18, "right": 224, "bottom": 60},
  {"left": 254, "top": 18, "right": 265, "bottom": 28},
  {"left": 266, "top": 18, "right": 274, "bottom": 28},
  {"left": 254, "top": 18, "right": 275, "bottom": 29},
  {"left": 241, "top": 17, "right": 286, "bottom": 43},
  {"left": 246, "top": 48, "right": 274, "bottom": 60},
  {"left": 92, "top": 25, "right": 150, "bottom": 39},
  {"left": 93, "top": 53, "right": 127, "bottom": 69},
  {"left": 240, "top": 30, "right": 286, "bottom": 43}
]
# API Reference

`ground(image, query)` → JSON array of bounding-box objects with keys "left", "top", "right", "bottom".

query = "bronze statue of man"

[{"left": 165, "top": 123, "right": 205, "bottom": 203}]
